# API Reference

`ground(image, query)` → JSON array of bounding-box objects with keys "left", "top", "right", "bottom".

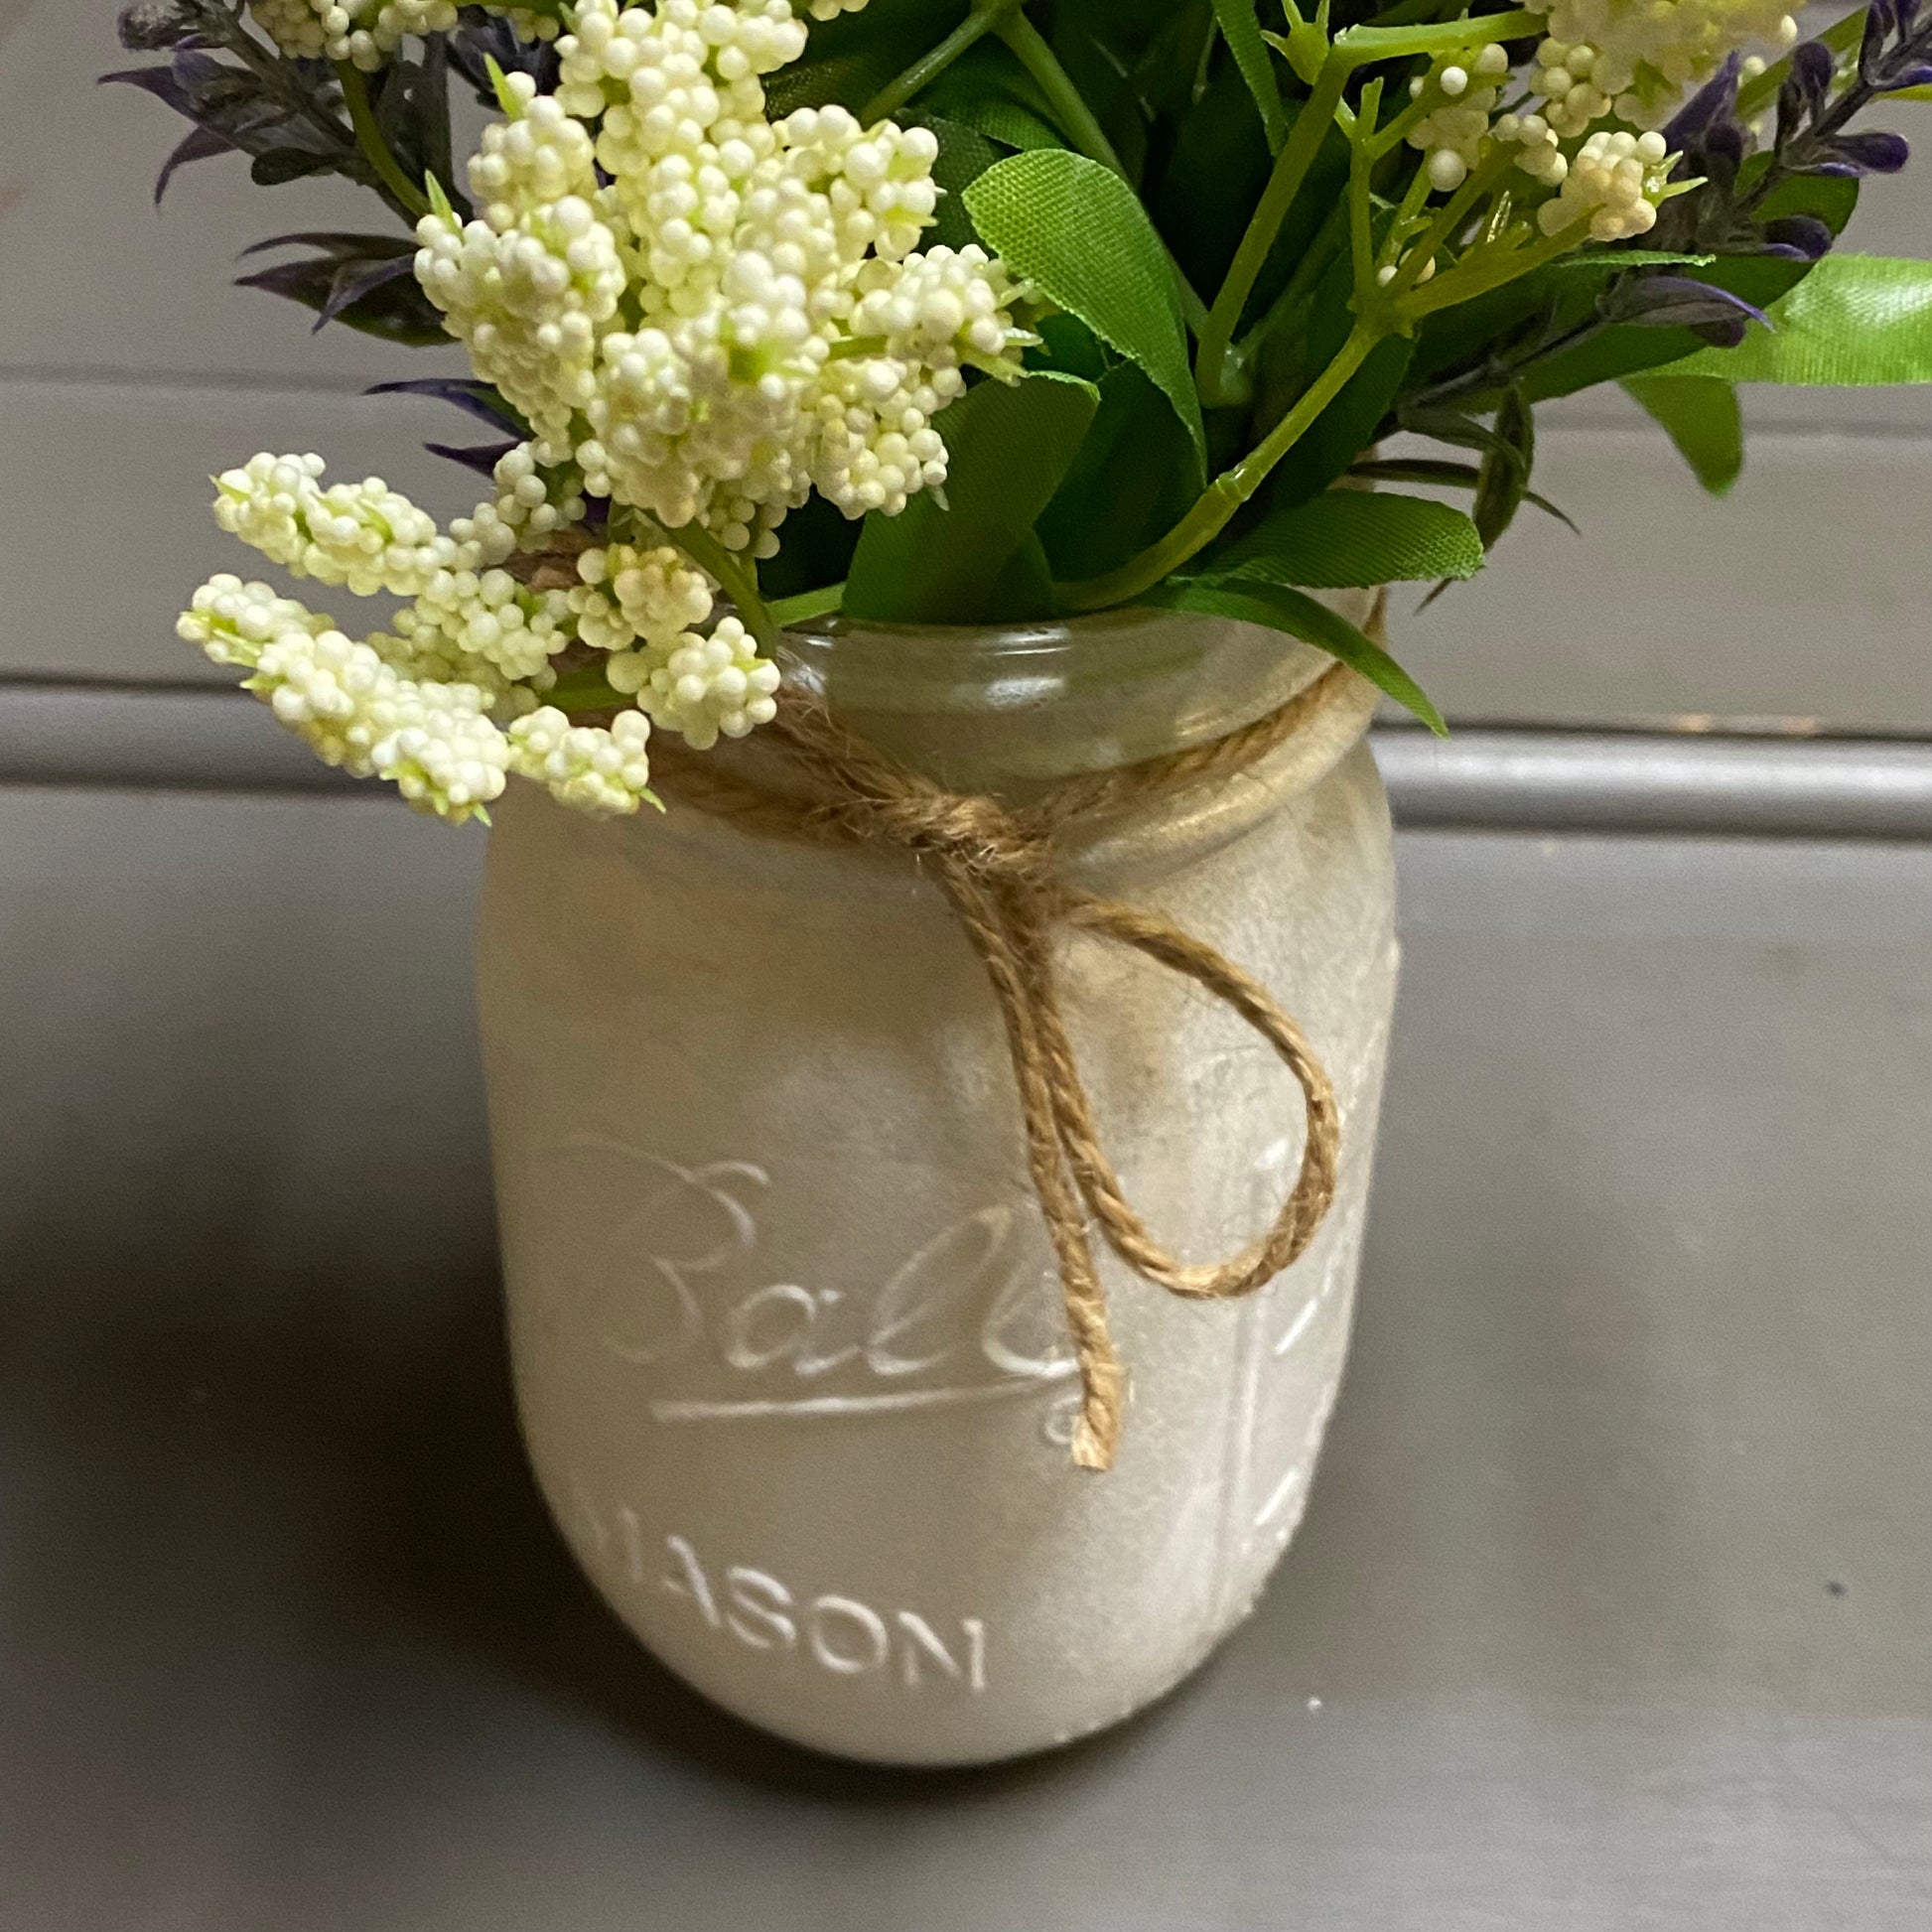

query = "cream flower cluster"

[
  {"left": 396, "top": 568, "right": 576, "bottom": 684},
  {"left": 1406, "top": 45, "right": 1513, "bottom": 193},
  {"left": 185, "top": 476, "right": 660, "bottom": 821},
  {"left": 1525, "top": 0, "right": 1798, "bottom": 133},
  {"left": 190, "top": 0, "right": 1034, "bottom": 826},
  {"left": 569, "top": 540, "right": 714, "bottom": 653},
  {"left": 181, "top": 567, "right": 658, "bottom": 822},
  {"left": 212, "top": 453, "right": 511, "bottom": 598},
  {"left": 181, "top": 577, "right": 511, "bottom": 821},
  {"left": 249, "top": 2, "right": 559, "bottom": 70},
  {"left": 179, "top": 573, "right": 334, "bottom": 665},
  {"left": 1403, "top": 0, "right": 1799, "bottom": 244},
  {"left": 414, "top": 0, "right": 1029, "bottom": 561},
  {"left": 1536, "top": 127, "right": 1672, "bottom": 238},
  {"left": 506, "top": 707, "right": 658, "bottom": 815},
  {"left": 606, "top": 613, "right": 780, "bottom": 748}
]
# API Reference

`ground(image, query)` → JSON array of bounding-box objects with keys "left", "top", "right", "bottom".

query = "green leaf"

[
  {"left": 1036, "top": 361, "right": 1205, "bottom": 580},
  {"left": 1263, "top": 244, "right": 1414, "bottom": 506},
  {"left": 1208, "top": 488, "right": 1484, "bottom": 589},
  {"left": 1651, "top": 255, "right": 1932, "bottom": 386},
  {"left": 760, "top": 0, "right": 954, "bottom": 115},
  {"left": 843, "top": 371, "right": 1100, "bottom": 624},
  {"left": 1511, "top": 183, "right": 1862, "bottom": 403},
  {"left": 964, "top": 149, "right": 1206, "bottom": 461},
  {"left": 1471, "top": 386, "right": 1534, "bottom": 552},
  {"left": 1620, "top": 373, "right": 1742, "bottom": 494},
  {"left": 1348, "top": 458, "right": 1580, "bottom": 531},
  {"left": 919, "top": 41, "right": 1068, "bottom": 151},
  {"left": 908, "top": 113, "right": 1007, "bottom": 250},
  {"left": 1145, "top": 577, "right": 1447, "bottom": 734},
  {"left": 1549, "top": 250, "right": 1719, "bottom": 272},
  {"left": 1147, "top": 59, "right": 1274, "bottom": 306},
  {"left": 1210, "top": 0, "right": 1287, "bottom": 153}
]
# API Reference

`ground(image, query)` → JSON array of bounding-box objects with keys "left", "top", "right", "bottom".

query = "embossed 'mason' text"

[
  {"left": 662, "top": 1528, "right": 988, "bottom": 1693},
  {"left": 574, "top": 1481, "right": 988, "bottom": 1690}
]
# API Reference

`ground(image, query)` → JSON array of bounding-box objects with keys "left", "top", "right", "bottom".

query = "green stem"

[
  {"left": 1333, "top": 11, "right": 1540, "bottom": 62},
  {"left": 995, "top": 12, "right": 1128, "bottom": 177},
  {"left": 769, "top": 581, "right": 848, "bottom": 628},
  {"left": 335, "top": 62, "right": 430, "bottom": 219},
  {"left": 1365, "top": 85, "right": 1439, "bottom": 162},
  {"left": 858, "top": 0, "right": 1026, "bottom": 123},
  {"left": 1232, "top": 197, "right": 1346, "bottom": 363},
  {"left": 657, "top": 519, "right": 781, "bottom": 654},
  {"left": 994, "top": 12, "right": 1209, "bottom": 335},
  {"left": 1197, "top": 53, "right": 1351, "bottom": 405},
  {"left": 1347, "top": 84, "right": 1381, "bottom": 298},
  {"left": 1384, "top": 153, "right": 1437, "bottom": 258},
  {"left": 1399, "top": 217, "right": 1587, "bottom": 319},
  {"left": 550, "top": 674, "right": 626, "bottom": 716},
  {"left": 1057, "top": 321, "right": 1386, "bottom": 610},
  {"left": 1389, "top": 145, "right": 1513, "bottom": 298}
]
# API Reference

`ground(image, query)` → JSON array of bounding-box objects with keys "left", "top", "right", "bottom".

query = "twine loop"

[{"left": 652, "top": 650, "right": 1368, "bottom": 1470}]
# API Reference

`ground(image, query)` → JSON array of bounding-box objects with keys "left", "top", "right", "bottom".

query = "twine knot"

[{"left": 652, "top": 649, "right": 1369, "bottom": 1470}]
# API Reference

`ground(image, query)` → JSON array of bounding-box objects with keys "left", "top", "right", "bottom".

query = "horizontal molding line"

[
  {"left": 3, "top": 682, "right": 1931, "bottom": 841},
  {"left": 1374, "top": 730, "right": 1932, "bottom": 839}
]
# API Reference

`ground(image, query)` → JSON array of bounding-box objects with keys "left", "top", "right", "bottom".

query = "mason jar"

[{"left": 477, "top": 601, "right": 1398, "bottom": 1765}]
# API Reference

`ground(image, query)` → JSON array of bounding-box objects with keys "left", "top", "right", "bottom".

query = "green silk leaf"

[
  {"left": 1620, "top": 373, "right": 1743, "bottom": 494},
  {"left": 1037, "top": 361, "right": 1205, "bottom": 580},
  {"left": 1145, "top": 578, "right": 1447, "bottom": 734},
  {"left": 911, "top": 113, "right": 1007, "bottom": 249},
  {"left": 964, "top": 150, "right": 1206, "bottom": 461},
  {"left": 918, "top": 40, "right": 1068, "bottom": 151},
  {"left": 1653, "top": 255, "right": 1932, "bottom": 385},
  {"left": 1293, "top": 336, "right": 1418, "bottom": 505},
  {"left": 843, "top": 371, "right": 1099, "bottom": 624},
  {"left": 1548, "top": 249, "right": 1719, "bottom": 271},
  {"left": 1209, "top": 488, "right": 1485, "bottom": 589},
  {"left": 1210, "top": 0, "right": 1288, "bottom": 153}
]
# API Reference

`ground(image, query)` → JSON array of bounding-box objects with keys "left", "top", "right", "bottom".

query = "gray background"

[{"left": 2, "top": 4, "right": 1929, "bottom": 1926}]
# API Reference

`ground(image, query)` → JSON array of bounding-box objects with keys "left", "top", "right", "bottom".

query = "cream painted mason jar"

[{"left": 478, "top": 602, "right": 1399, "bottom": 1765}]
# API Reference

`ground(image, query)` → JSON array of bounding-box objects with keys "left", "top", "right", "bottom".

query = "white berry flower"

[
  {"left": 192, "top": 0, "right": 1024, "bottom": 819},
  {"left": 606, "top": 614, "right": 780, "bottom": 750},
  {"left": 212, "top": 454, "right": 493, "bottom": 598},
  {"left": 249, "top": 2, "right": 555, "bottom": 70},
  {"left": 1523, "top": 0, "right": 1800, "bottom": 133},
  {"left": 507, "top": 706, "right": 658, "bottom": 816},
  {"left": 1491, "top": 110, "right": 1571, "bottom": 186},
  {"left": 245, "top": 624, "right": 511, "bottom": 822},
  {"left": 178, "top": 574, "right": 335, "bottom": 667},
  {"left": 1538, "top": 127, "right": 1672, "bottom": 240},
  {"left": 414, "top": 191, "right": 627, "bottom": 450},
  {"left": 1408, "top": 74, "right": 1503, "bottom": 193},
  {"left": 570, "top": 541, "right": 717, "bottom": 652},
  {"left": 410, "top": 0, "right": 1028, "bottom": 559},
  {"left": 395, "top": 568, "right": 577, "bottom": 684}
]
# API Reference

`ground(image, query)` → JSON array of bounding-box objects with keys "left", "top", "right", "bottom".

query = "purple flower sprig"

[
  {"left": 1660, "top": 2, "right": 1929, "bottom": 257},
  {"left": 1751, "top": 0, "right": 1928, "bottom": 197}
]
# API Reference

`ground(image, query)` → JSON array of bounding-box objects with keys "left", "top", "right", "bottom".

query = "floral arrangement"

[{"left": 114, "top": 0, "right": 1932, "bottom": 824}]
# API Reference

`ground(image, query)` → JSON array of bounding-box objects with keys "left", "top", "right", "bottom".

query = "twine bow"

[{"left": 652, "top": 657, "right": 1361, "bottom": 1470}]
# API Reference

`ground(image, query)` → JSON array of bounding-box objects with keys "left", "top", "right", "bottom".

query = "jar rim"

[{"left": 768, "top": 599, "right": 1374, "bottom": 790}]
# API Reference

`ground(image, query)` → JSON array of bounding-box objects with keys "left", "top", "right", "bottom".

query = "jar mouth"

[
  {"left": 768, "top": 597, "right": 1376, "bottom": 791},
  {"left": 780, "top": 603, "right": 1340, "bottom": 717}
]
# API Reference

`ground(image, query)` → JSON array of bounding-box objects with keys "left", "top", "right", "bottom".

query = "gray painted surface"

[{"left": 1, "top": 790, "right": 1926, "bottom": 1928}]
